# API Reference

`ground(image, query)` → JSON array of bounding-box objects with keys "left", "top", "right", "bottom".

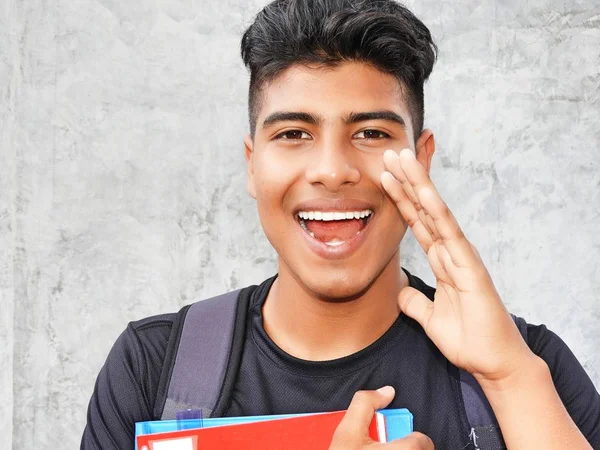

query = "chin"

[{"left": 295, "top": 265, "right": 383, "bottom": 302}]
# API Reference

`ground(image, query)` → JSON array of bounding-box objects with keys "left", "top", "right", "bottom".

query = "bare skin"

[
  {"left": 378, "top": 148, "right": 592, "bottom": 449},
  {"left": 245, "top": 62, "right": 419, "bottom": 361},
  {"left": 244, "top": 61, "right": 592, "bottom": 449}
]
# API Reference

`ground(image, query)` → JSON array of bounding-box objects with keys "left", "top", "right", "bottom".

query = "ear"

[
  {"left": 244, "top": 134, "right": 257, "bottom": 199},
  {"left": 415, "top": 129, "right": 436, "bottom": 174}
]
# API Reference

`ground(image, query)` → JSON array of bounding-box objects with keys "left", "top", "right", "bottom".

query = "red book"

[{"left": 137, "top": 410, "right": 387, "bottom": 450}]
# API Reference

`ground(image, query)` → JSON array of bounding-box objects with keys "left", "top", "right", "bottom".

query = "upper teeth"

[{"left": 297, "top": 210, "right": 372, "bottom": 221}]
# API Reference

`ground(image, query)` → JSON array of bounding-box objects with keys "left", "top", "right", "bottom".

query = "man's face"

[{"left": 245, "top": 61, "right": 430, "bottom": 299}]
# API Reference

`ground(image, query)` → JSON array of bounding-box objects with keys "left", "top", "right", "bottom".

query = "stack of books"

[{"left": 136, "top": 408, "right": 413, "bottom": 450}]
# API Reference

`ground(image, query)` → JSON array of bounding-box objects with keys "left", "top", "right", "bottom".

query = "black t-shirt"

[{"left": 81, "top": 270, "right": 600, "bottom": 449}]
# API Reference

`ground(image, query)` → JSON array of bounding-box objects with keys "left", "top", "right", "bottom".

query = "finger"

[
  {"left": 395, "top": 149, "right": 453, "bottom": 240},
  {"left": 369, "top": 432, "right": 434, "bottom": 449},
  {"left": 437, "top": 243, "right": 488, "bottom": 293},
  {"left": 334, "top": 387, "right": 396, "bottom": 442},
  {"left": 395, "top": 432, "right": 435, "bottom": 449},
  {"left": 394, "top": 149, "right": 459, "bottom": 243},
  {"left": 397, "top": 287, "right": 434, "bottom": 333},
  {"left": 394, "top": 149, "right": 478, "bottom": 268},
  {"left": 381, "top": 171, "right": 433, "bottom": 252},
  {"left": 427, "top": 242, "right": 452, "bottom": 285},
  {"left": 382, "top": 170, "right": 450, "bottom": 283},
  {"left": 383, "top": 151, "right": 439, "bottom": 240},
  {"left": 419, "top": 188, "right": 478, "bottom": 268},
  {"left": 398, "top": 178, "right": 441, "bottom": 242}
]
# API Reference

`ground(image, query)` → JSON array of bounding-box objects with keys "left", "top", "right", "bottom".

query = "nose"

[{"left": 305, "top": 142, "right": 361, "bottom": 192}]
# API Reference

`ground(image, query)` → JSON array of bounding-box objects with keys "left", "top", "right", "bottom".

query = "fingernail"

[{"left": 376, "top": 386, "right": 395, "bottom": 397}]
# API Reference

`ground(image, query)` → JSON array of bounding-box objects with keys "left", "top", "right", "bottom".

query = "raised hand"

[
  {"left": 381, "top": 148, "right": 534, "bottom": 384},
  {"left": 330, "top": 386, "right": 434, "bottom": 450}
]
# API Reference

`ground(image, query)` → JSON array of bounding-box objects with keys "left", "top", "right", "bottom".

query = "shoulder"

[
  {"left": 127, "top": 313, "right": 177, "bottom": 351},
  {"left": 81, "top": 312, "right": 179, "bottom": 449},
  {"left": 520, "top": 318, "right": 592, "bottom": 381},
  {"left": 131, "top": 312, "right": 177, "bottom": 330},
  {"left": 105, "top": 312, "right": 177, "bottom": 375},
  {"left": 120, "top": 312, "right": 177, "bottom": 380},
  {"left": 521, "top": 319, "right": 597, "bottom": 392},
  {"left": 97, "top": 311, "right": 179, "bottom": 412},
  {"left": 518, "top": 318, "right": 600, "bottom": 445}
]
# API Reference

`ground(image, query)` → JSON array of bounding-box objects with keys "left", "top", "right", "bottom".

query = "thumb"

[
  {"left": 332, "top": 387, "right": 396, "bottom": 444},
  {"left": 398, "top": 287, "right": 433, "bottom": 332}
]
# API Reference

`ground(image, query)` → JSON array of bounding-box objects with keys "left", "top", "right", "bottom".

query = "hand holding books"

[{"left": 330, "top": 386, "right": 433, "bottom": 450}]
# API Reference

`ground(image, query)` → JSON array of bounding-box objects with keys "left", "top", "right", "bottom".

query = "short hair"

[{"left": 240, "top": 0, "right": 437, "bottom": 140}]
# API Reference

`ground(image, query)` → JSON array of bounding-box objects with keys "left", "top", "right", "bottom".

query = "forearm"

[{"left": 477, "top": 354, "right": 591, "bottom": 449}]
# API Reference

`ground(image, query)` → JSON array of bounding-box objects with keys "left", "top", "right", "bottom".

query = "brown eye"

[
  {"left": 276, "top": 130, "right": 311, "bottom": 140},
  {"left": 354, "top": 130, "right": 390, "bottom": 139}
]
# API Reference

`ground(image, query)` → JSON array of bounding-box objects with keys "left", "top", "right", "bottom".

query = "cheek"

[
  {"left": 355, "top": 151, "right": 391, "bottom": 199},
  {"left": 253, "top": 151, "right": 300, "bottom": 206},
  {"left": 360, "top": 152, "right": 387, "bottom": 182}
]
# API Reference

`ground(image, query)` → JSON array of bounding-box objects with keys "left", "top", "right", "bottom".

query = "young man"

[{"left": 81, "top": 1, "right": 600, "bottom": 449}]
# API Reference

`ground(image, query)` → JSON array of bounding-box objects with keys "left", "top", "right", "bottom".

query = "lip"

[{"left": 295, "top": 210, "right": 374, "bottom": 260}]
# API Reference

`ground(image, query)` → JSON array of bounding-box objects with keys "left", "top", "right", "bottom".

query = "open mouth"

[{"left": 296, "top": 210, "right": 374, "bottom": 247}]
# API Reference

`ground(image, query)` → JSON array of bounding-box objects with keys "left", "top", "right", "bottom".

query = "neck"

[{"left": 262, "top": 252, "right": 409, "bottom": 361}]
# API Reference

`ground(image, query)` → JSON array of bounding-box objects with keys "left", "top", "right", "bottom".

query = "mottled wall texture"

[{"left": 1, "top": 0, "right": 599, "bottom": 448}]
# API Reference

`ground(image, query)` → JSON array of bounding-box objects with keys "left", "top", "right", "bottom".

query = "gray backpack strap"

[
  {"left": 461, "top": 314, "right": 528, "bottom": 449},
  {"left": 160, "top": 289, "right": 242, "bottom": 420}
]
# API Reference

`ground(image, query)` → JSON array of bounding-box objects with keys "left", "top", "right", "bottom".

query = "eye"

[
  {"left": 274, "top": 130, "right": 312, "bottom": 141},
  {"left": 353, "top": 130, "right": 390, "bottom": 140}
]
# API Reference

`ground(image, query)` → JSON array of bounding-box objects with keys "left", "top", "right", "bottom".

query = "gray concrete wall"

[{"left": 1, "top": 0, "right": 598, "bottom": 448}]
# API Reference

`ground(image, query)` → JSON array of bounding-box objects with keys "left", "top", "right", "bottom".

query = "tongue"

[{"left": 305, "top": 219, "right": 364, "bottom": 243}]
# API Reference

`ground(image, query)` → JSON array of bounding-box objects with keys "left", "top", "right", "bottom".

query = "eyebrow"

[
  {"left": 262, "top": 111, "right": 322, "bottom": 128},
  {"left": 261, "top": 110, "right": 406, "bottom": 129},
  {"left": 345, "top": 111, "right": 405, "bottom": 127}
]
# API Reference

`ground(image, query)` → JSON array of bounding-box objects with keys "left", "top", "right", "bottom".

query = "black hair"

[{"left": 240, "top": 0, "right": 437, "bottom": 140}]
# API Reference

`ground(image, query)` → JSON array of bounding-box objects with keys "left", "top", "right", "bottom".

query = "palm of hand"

[{"left": 381, "top": 149, "right": 530, "bottom": 381}]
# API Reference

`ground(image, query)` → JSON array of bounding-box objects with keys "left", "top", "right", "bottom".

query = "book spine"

[{"left": 376, "top": 412, "right": 387, "bottom": 443}]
